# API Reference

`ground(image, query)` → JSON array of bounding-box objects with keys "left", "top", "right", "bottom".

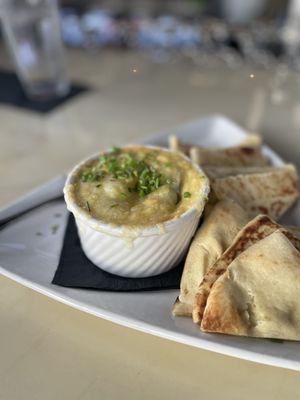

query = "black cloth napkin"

[
  {"left": 52, "top": 214, "right": 185, "bottom": 291},
  {"left": 0, "top": 70, "right": 89, "bottom": 113}
]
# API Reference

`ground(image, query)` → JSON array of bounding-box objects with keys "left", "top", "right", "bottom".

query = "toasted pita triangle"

[
  {"left": 211, "top": 164, "right": 299, "bottom": 220},
  {"left": 241, "top": 134, "right": 262, "bottom": 147},
  {"left": 190, "top": 144, "right": 268, "bottom": 167},
  {"left": 168, "top": 134, "right": 262, "bottom": 154},
  {"left": 172, "top": 199, "right": 250, "bottom": 317},
  {"left": 168, "top": 134, "right": 268, "bottom": 167},
  {"left": 168, "top": 135, "right": 191, "bottom": 155},
  {"left": 172, "top": 297, "right": 193, "bottom": 317},
  {"left": 201, "top": 231, "right": 300, "bottom": 340},
  {"left": 204, "top": 166, "right": 276, "bottom": 180},
  {"left": 193, "top": 214, "right": 300, "bottom": 324}
]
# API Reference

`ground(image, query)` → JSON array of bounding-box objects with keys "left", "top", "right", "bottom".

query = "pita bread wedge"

[
  {"left": 189, "top": 134, "right": 267, "bottom": 167},
  {"left": 168, "top": 134, "right": 262, "bottom": 154},
  {"left": 193, "top": 214, "right": 300, "bottom": 324},
  {"left": 190, "top": 145, "right": 268, "bottom": 167},
  {"left": 168, "top": 135, "right": 191, "bottom": 155},
  {"left": 211, "top": 164, "right": 299, "bottom": 220},
  {"left": 201, "top": 230, "right": 300, "bottom": 340},
  {"left": 172, "top": 297, "right": 193, "bottom": 317},
  {"left": 241, "top": 134, "right": 262, "bottom": 147},
  {"left": 172, "top": 199, "right": 250, "bottom": 317},
  {"left": 204, "top": 166, "right": 276, "bottom": 180},
  {"left": 168, "top": 134, "right": 268, "bottom": 167}
]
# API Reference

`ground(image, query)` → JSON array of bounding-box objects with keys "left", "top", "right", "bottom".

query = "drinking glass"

[{"left": 0, "top": 0, "right": 70, "bottom": 100}]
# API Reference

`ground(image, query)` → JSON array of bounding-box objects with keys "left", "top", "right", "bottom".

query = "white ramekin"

[{"left": 64, "top": 146, "right": 210, "bottom": 278}]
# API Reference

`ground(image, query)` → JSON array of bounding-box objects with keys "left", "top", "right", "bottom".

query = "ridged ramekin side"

[{"left": 75, "top": 211, "right": 199, "bottom": 277}]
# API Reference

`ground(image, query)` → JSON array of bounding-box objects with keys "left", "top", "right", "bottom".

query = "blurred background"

[{"left": 1, "top": 0, "right": 300, "bottom": 204}]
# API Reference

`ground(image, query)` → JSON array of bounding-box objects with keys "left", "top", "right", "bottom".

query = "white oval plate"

[{"left": 1, "top": 115, "right": 300, "bottom": 371}]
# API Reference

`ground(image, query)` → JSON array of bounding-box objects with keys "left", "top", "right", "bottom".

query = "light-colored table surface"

[{"left": 1, "top": 47, "right": 300, "bottom": 399}]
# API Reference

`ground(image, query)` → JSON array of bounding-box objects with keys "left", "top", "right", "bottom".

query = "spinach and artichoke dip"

[{"left": 69, "top": 146, "right": 207, "bottom": 227}]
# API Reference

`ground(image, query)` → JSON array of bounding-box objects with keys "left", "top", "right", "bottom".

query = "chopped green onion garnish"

[
  {"left": 110, "top": 146, "right": 121, "bottom": 153},
  {"left": 80, "top": 150, "right": 169, "bottom": 197},
  {"left": 183, "top": 192, "right": 191, "bottom": 198}
]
